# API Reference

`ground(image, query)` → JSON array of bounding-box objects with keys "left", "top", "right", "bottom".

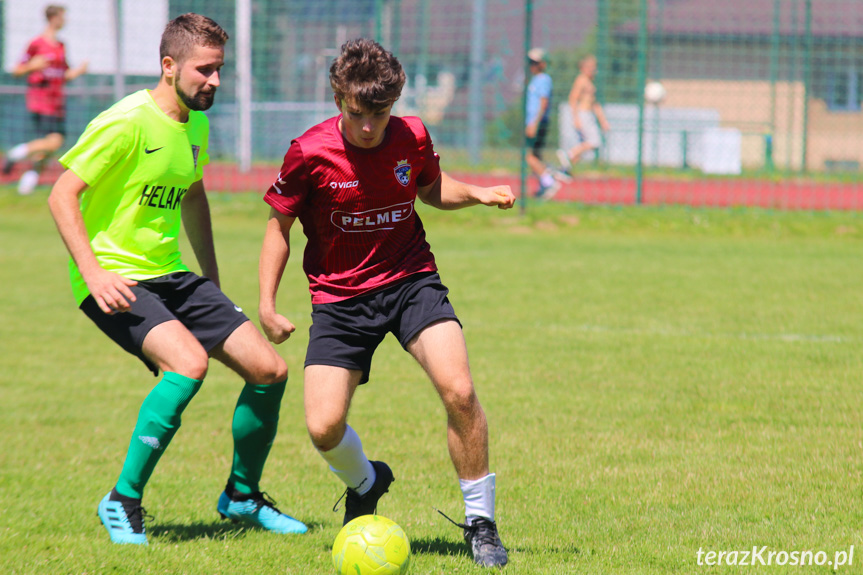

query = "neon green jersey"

[{"left": 60, "top": 89, "right": 210, "bottom": 305}]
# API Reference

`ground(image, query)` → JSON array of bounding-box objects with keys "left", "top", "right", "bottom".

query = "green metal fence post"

[
  {"left": 682, "top": 131, "right": 689, "bottom": 169},
  {"left": 595, "top": 0, "right": 609, "bottom": 168},
  {"left": 651, "top": 0, "right": 665, "bottom": 168},
  {"left": 520, "top": 0, "right": 533, "bottom": 215},
  {"left": 801, "top": 0, "right": 812, "bottom": 173},
  {"left": 635, "top": 0, "right": 648, "bottom": 204},
  {"left": 786, "top": 0, "right": 799, "bottom": 173},
  {"left": 768, "top": 0, "right": 779, "bottom": 172}
]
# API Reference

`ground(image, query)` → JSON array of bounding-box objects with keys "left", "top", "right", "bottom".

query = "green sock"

[
  {"left": 115, "top": 372, "right": 203, "bottom": 499},
  {"left": 229, "top": 379, "right": 286, "bottom": 494}
]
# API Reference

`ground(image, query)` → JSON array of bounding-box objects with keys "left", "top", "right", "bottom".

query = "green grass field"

[{"left": 2, "top": 188, "right": 863, "bottom": 574}]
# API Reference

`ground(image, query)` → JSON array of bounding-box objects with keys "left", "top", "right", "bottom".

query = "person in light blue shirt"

[{"left": 525, "top": 48, "right": 567, "bottom": 198}]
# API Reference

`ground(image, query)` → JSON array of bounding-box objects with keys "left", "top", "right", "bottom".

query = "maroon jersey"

[
  {"left": 20, "top": 37, "right": 69, "bottom": 117},
  {"left": 265, "top": 115, "right": 442, "bottom": 304}
]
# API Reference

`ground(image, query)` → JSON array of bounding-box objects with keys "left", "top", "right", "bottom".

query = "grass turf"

[{"left": 1, "top": 188, "right": 862, "bottom": 574}]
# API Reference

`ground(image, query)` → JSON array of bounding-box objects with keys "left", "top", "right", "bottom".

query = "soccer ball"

[
  {"left": 332, "top": 515, "right": 411, "bottom": 575},
  {"left": 644, "top": 81, "right": 666, "bottom": 104}
]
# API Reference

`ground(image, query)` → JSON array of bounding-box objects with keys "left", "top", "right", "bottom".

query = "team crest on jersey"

[
  {"left": 394, "top": 159, "right": 412, "bottom": 187},
  {"left": 191, "top": 145, "right": 200, "bottom": 169}
]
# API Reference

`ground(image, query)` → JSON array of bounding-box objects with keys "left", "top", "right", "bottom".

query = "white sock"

[
  {"left": 7, "top": 143, "right": 29, "bottom": 162},
  {"left": 317, "top": 425, "right": 376, "bottom": 495},
  {"left": 460, "top": 473, "right": 496, "bottom": 522},
  {"left": 17, "top": 170, "right": 39, "bottom": 195},
  {"left": 539, "top": 172, "right": 554, "bottom": 187}
]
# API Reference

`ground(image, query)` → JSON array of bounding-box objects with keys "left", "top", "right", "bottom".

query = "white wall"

[{"left": 4, "top": 0, "right": 167, "bottom": 76}]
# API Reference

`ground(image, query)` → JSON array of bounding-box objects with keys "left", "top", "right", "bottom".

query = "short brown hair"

[
  {"left": 329, "top": 38, "right": 405, "bottom": 110},
  {"left": 45, "top": 5, "right": 65, "bottom": 21},
  {"left": 160, "top": 13, "right": 229, "bottom": 65}
]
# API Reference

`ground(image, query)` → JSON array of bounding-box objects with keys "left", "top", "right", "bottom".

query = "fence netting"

[{"left": 2, "top": 0, "right": 861, "bottom": 208}]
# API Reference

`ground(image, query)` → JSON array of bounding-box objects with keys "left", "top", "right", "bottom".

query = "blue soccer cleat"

[
  {"left": 217, "top": 483, "right": 308, "bottom": 534},
  {"left": 97, "top": 492, "right": 149, "bottom": 545}
]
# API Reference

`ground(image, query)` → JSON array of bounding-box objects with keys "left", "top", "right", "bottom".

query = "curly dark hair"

[{"left": 329, "top": 38, "right": 406, "bottom": 110}]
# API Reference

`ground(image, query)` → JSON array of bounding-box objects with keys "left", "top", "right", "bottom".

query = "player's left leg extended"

[
  {"left": 15, "top": 131, "right": 64, "bottom": 195},
  {"left": 407, "top": 319, "right": 508, "bottom": 567},
  {"left": 304, "top": 364, "right": 394, "bottom": 525},
  {"left": 96, "top": 318, "right": 209, "bottom": 545},
  {"left": 211, "top": 321, "right": 307, "bottom": 534}
]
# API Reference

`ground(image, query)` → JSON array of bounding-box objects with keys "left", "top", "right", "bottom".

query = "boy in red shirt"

[
  {"left": 258, "top": 38, "right": 513, "bottom": 568},
  {"left": 3, "top": 5, "right": 87, "bottom": 194}
]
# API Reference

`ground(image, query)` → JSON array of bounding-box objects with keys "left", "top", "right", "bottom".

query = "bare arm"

[
  {"left": 47, "top": 169, "right": 138, "bottom": 314},
  {"left": 568, "top": 77, "right": 581, "bottom": 112},
  {"left": 12, "top": 54, "right": 49, "bottom": 77},
  {"left": 181, "top": 179, "right": 219, "bottom": 287},
  {"left": 571, "top": 78, "right": 587, "bottom": 129},
  {"left": 416, "top": 172, "right": 515, "bottom": 211},
  {"left": 65, "top": 60, "right": 88, "bottom": 81},
  {"left": 258, "top": 208, "right": 297, "bottom": 344},
  {"left": 593, "top": 101, "right": 610, "bottom": 132},
  {"left": 526, "top": 96, "right": 549, "bottom": 139}
]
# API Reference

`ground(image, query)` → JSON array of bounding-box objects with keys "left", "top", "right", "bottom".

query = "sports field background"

[
  {"left": 2, "top": 0, "right": 863, "bottom": 573},
  {"left": 2, "top": 190, "right": 863, "bottom": 573},
  {"left": 3, "top": 0, "right": 863, "bottom": 206}
]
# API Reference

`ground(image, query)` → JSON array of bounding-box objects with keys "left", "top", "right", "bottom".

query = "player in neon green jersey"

[{"left": 47, "top": 13, "right": 307, "bottom": 545}]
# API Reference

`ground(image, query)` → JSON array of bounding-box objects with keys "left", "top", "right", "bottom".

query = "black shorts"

[
  {"left": 80, "top": 272, "right": 249, "bottom": 375},
  {"left": 305, "top": 272, "right": 461, "bottom": 384},
  {"left": 31, "top": 112, "right": 65, "bottom": 138},
  {"left": 527, "top": 119, "right": 549, "bottom": 159}
]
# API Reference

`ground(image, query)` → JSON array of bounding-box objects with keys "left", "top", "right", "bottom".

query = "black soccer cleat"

[
  {"left": 463, "top": 517, "right": 508, "bottom": 568},
  {"left": 337, "top": 460, "right": 394, "bottom": 525}
]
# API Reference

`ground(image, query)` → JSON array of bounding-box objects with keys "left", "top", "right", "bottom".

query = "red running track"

[
  {"left": 440, "top": 172, "right": 863, "bottom": 211},
  {"left": 201, "top": 165, "right": 863, "bottom": 211},
  {"left": 8, "top": 162, "right": 862, "bottom": 211}
]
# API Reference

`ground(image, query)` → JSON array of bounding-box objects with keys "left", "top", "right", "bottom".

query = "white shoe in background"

[{"left": 18, "top": 170, "right": 39, "bottom": 195}]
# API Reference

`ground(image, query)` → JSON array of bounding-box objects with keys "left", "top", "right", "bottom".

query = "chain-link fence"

[{"left": 2, "top": 0, "right": 861, "bottom": 208}]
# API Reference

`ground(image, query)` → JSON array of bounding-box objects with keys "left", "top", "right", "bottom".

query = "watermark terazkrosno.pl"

[{"left": 697, "top": 546, "right": 854, "bottom": 569}]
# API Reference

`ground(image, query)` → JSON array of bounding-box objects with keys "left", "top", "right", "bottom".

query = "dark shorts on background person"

[
  {"left": 31, "top": 112, "right": 66, "bottom": 138},
  {"left": 527, "top": 119, "right": 549, "bottom": 159},
  {"left": 80, "top": 272, "right": 249, "bottom": 376},
  {"left": 305, "top": 271, "right": 461, "bottom": 384}
]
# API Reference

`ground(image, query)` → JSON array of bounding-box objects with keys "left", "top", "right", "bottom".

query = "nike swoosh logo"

[{"left": 145, "top": 147, "right": 164, "bottom": 154}]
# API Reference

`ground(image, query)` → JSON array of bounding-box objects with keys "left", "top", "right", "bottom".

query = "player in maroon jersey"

[
  {"left": 3, "top": 5, "right": 87, "bottom": 195},
  {"left": 258, "top": 38, "right": 512, "bottom": 568}
]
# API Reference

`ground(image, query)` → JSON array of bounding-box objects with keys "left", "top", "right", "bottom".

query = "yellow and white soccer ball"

[{"left": 332, "top": 515, "right": 411, "bottom": 575}]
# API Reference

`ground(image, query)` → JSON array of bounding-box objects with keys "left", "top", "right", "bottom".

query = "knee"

[
  {"left": 247, "top": 353, "right": 288, "bottom": 386},
  {"left": 263, "top": 355, "right": 289, "bottom": 385},
  {"left": 164, "top": 349, "right": 209, "bottom": 381},
  {"left": 441, "top": 380, "right": 482, "bottom": 420},
  {"left": 183, "top": 356, "right": 209, "bottom": 381},
  {"left": 306, "top": 417, "right": 346, "bottom": 452}
]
